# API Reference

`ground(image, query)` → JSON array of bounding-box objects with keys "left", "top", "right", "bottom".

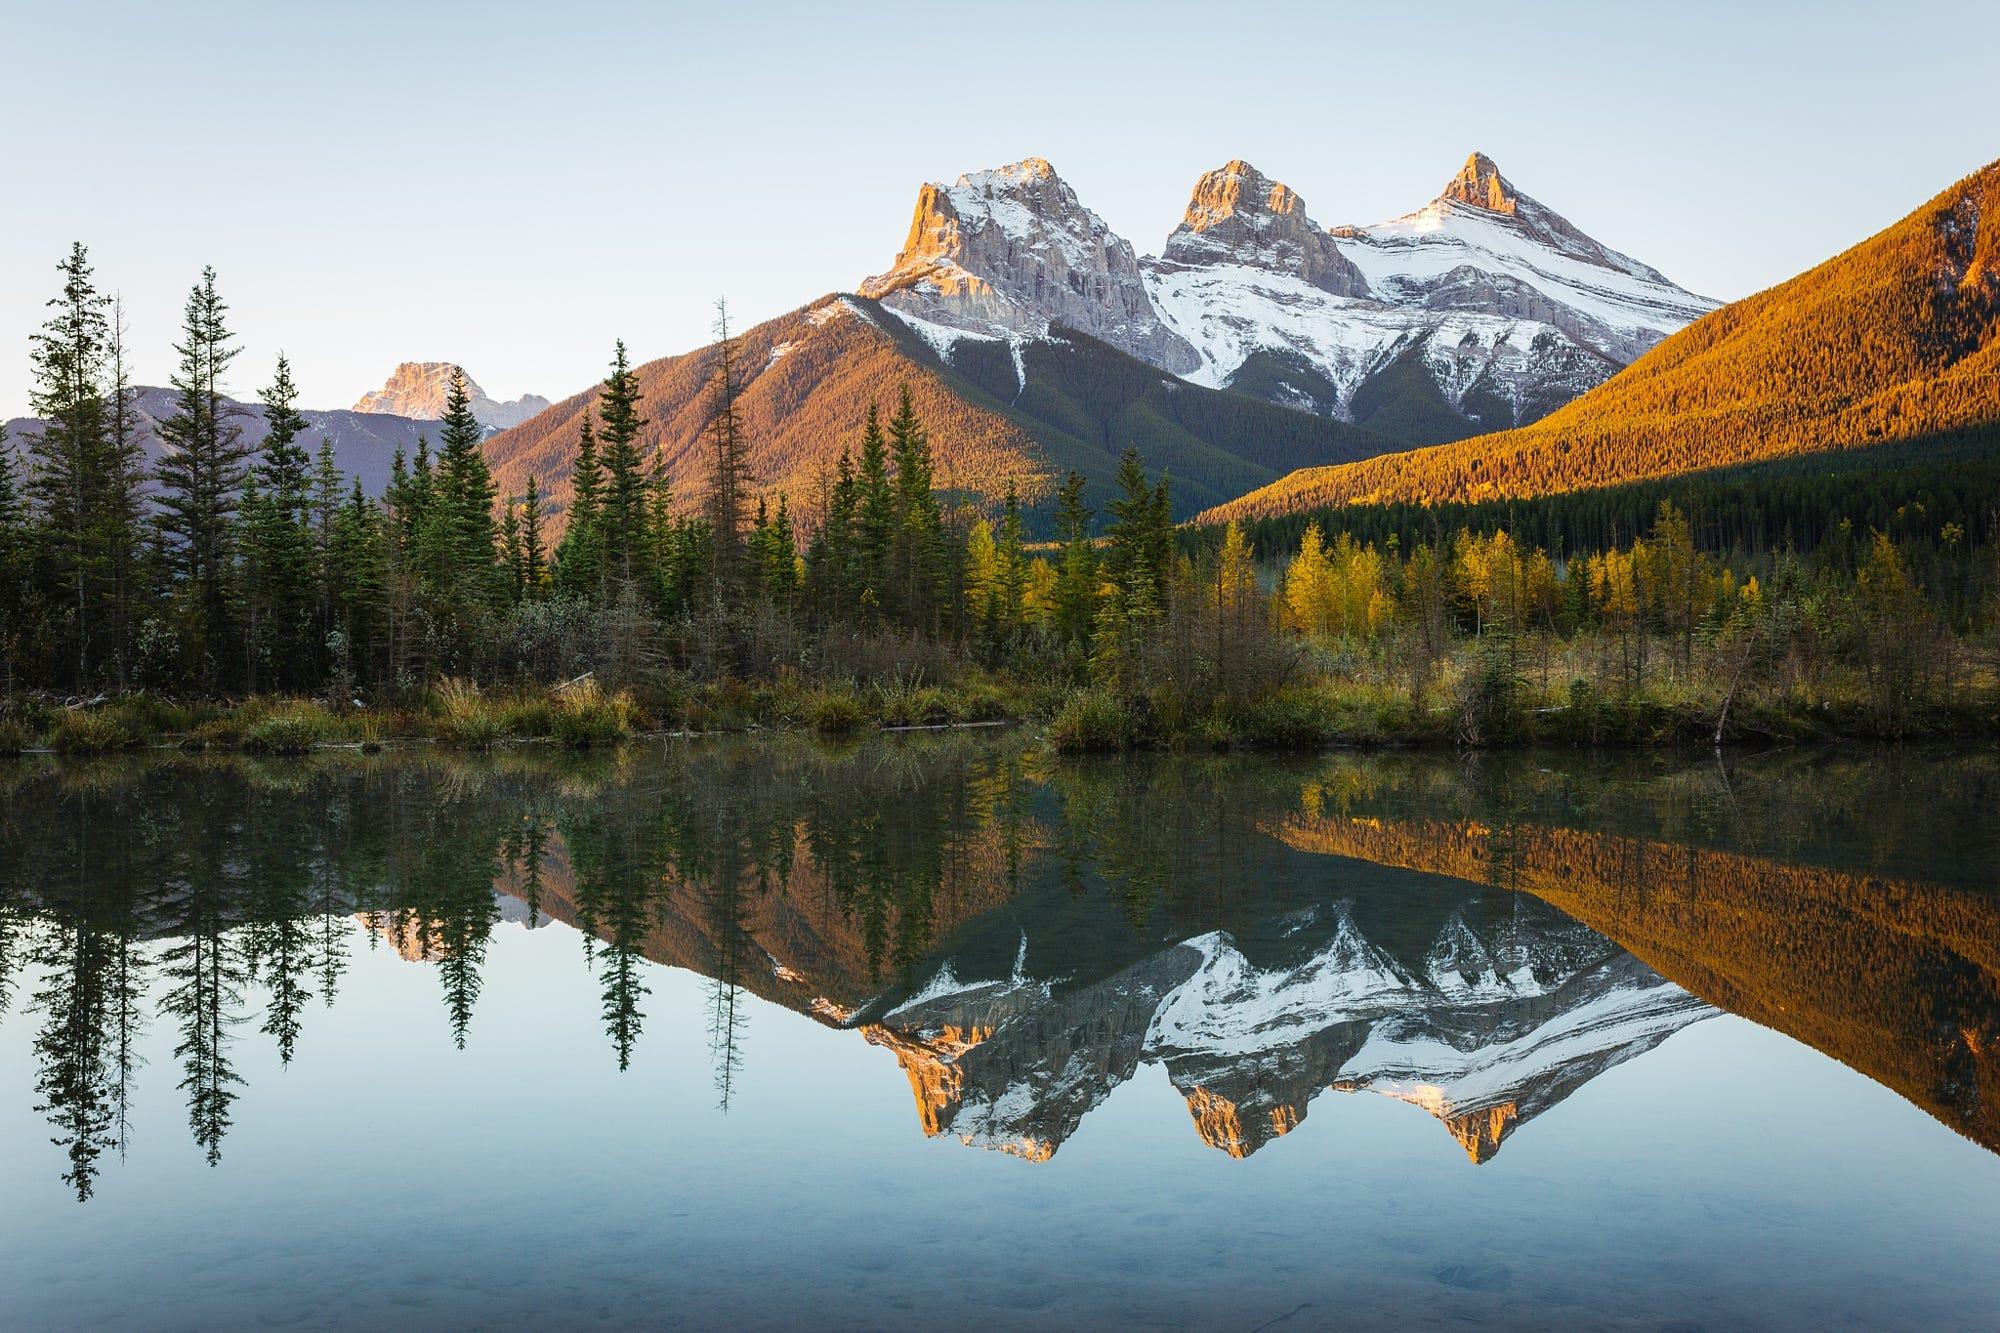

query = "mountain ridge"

[
  {"left": 481, "top": 294, "right": 1400, "bottom": 537},
  {"left": 1199, "top": 155, "right": 2000, "bottom": 523},
  {"left": 862, "top": 151, "right": 1714, "bottom": 445}
]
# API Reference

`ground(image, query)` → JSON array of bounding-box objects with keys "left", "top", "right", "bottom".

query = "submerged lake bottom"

[{"left": 1, "top": 737, "right": 1997, "bottom": 1330}]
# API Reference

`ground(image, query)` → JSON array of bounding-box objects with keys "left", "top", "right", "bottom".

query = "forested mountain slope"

[
  {"left": 1200, "top": 157, "right": 2000, "bottom": 523},
  {"left": 483, "top": 294, "right": 1398, "bottom": 536}
]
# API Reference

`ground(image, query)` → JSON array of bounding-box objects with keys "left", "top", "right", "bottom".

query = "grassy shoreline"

[{"left": 2, "top": 666, "right": 1994, "bottom": 758}]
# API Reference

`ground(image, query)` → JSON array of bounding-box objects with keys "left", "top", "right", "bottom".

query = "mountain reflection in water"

[{"left": 1, "top": 737, "right": 1995, "bottom": 1204}]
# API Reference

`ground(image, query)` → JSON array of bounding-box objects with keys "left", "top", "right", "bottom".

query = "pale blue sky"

[{"left": 3, "top": 0, "right": 1995, "bottom": 415}]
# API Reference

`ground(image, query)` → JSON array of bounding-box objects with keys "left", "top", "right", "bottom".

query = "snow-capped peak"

[
  {"left": 1143, "top": 150, "right": 1720, "bottom": 426},
  {"left": 856, "top": 150, "right": 1717, "bottom": 438},
  {"left": 860, "top": 157, "right": 1198, "bottom": 372}
]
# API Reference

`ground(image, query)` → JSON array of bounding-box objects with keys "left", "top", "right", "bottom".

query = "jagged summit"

[
  {"left": 850, "top": 148, "right": 1713, "bottom": 445},
  {"left": 1158, "top": 160, "right": 1370, "bottom": 297},
  {"left": 1440, "top": 151, "right": 1519, "bottom": 214},
  {"left": 1144, "top": 150, "right": 1713, "bottom": 426},
  {"left": 860, "top": 157, "right": 1198, "bottom": 371},
  {"left": 353, "top": 362, "right": 550, "bottom": 433},
  {"left": 1368, "top": 151, "right": 1679, "bottom": 287},
  {"left": 1179, "top": 160, "right": 1305, "bottom": 231}
]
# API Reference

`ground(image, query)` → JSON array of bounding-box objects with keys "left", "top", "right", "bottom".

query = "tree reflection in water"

[{"left": 0, "top": 738, "right": 1994, "bottom": 1200}]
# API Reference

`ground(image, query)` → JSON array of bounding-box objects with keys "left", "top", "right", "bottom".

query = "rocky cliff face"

[
  {"left": 1156, "top": 160, "right": 1370, "bottom": 297},
  {"left": 855, "top": 151, "right": 1714, "bottom": 445},
  {"left": 1147, "top": 152, "right": 1717, "bottom": 434},
  {"left": 352, "top": 362, "right": 551, "bottom": 432},
  {"left": 860, "top": 158, "right": 1199, "bottom": 373}
]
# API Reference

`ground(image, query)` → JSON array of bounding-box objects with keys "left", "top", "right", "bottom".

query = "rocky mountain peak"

[
  {"left": 1157, "top": 160, "right": 1370, "bottom": 298},
  {"left": 1440, "top": 151, "right": 1519, "bottom": 214},
  {"left": 860, "top": 158, "right": 1199, "bottom": 372},
  {"left": 353, "top": 362, "right": 550, "bottom": 432},
  {"left": 1179, "top": 160, "right": 1305, "bottom": 232}
]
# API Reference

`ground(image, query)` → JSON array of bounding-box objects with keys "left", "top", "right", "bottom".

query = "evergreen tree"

[
  {"left": 851, "top": 404, "right": 895, "bottom": 617},
  {"left": 554, "top": 415, "right": 604, "bottom": 601},
  {"left": 702, "top": 300, "right": 752, "bottom": 602},
  {"left": 101, "top": 297, "right": 147, "bottom": 690},
  {"left": 498, "top": 498, "right": 524, "bottom": 601},
  {"left": 327, "top": 481, "right": 387, "bottom": 682},
  {"left": 24, "top": 243, "right": 115, "bottom": 690},
  {"left": 996, "top": 482, "right": 1027, "bottom": 634},
  {"left": 806, "top": 448, "right": 857, "bottom": 621},
  {"left": 419, "top": 368, "right": 501, "bottom": 642},
  {"left": 0, "top": 434, "right": 23, "bottom": 692},
  {"left": 1051, "top": 471, "right": 1097, "bottom": 645},
  {"left": 154, "top": 266, "right": 250, "bottom": 689},
  {"left": 311, "top": 438, "right": 342, "bottom": 649},
  {"left": 596, "top": 340, "right": 653, "bottom": 592},
  {"left": 886, "top": 385, "right": 944, "bottom": 630},
  {"left": 757, "top": 494, "right": 799, "bottom": 609},
  {"left": 243, "top": 355, "right": 319, "bottom": 687},
  {"left": 520, "top": 473, "right": 548, "bottom": 601}
]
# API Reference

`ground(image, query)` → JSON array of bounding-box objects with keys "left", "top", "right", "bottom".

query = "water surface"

[{"left": 1, "top": 738, "right": 1997, "bottom": 1329}]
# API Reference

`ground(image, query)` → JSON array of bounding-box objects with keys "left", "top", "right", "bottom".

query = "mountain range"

[
  {"left": 863, "top": 153, "right": 1713, "bottom": 441},
  {"left": 22, "top": 153, "right": 1993, "bottom": 538},
  {"left": 1202, "top": 156, "right": 2000, "bottom": 523},
  {"left": 853, "top": 893, "right": 1710, "bottom": 1163},
  {"left": 479, "top": 150, "right": 1708, "bottom": 531},
  {"left": 5, "top": 386, "right": 442, "bottom": 501}
]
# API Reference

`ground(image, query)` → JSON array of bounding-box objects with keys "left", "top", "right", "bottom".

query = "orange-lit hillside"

[
  {"left": 484, "top": 294, "right": 1399, "bottom": 539},
  {"left": 483, "top": 297, "right": 1048, "bottom": 540},
  {"left": 1200, "top": 157, "right": 2000, "bottom": 523},
  {"left": 1273, "top": 810, "right": 2000, "bottom": 1154}
]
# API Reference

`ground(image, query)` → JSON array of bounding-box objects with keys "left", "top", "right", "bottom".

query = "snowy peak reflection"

[
  {"left": 2, "top": 740, "right": 1997, "bottom": 1204},
  {"left": 852, "top": 897, "right": 1709, "bottom": 1163}
]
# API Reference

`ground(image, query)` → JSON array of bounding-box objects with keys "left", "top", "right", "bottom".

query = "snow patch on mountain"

[
  {"left": 860, "top": 158, "right": 1198, "bottom": 372},
  {"left": 856, "top": 151, "right": 1716, "bottom": 438}
]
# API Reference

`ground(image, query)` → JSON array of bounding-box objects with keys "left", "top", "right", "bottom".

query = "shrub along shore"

[{"left": 4, "top": 646, "right": 1993, "bottom": 760}]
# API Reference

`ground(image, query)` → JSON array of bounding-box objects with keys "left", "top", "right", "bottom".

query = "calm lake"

[{"left": 1, "top": 737, "right": 1997, "bottom": 1330}]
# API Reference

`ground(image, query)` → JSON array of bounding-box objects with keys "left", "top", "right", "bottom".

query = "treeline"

[
  {"left": 0, "top": 243, "right": 1195, "bottom": 701},
  {"left": 5, "top": 242, "right": 1997, "bottom": 748},
  {"left": 1208, "top": 445, "right": 2000, "bottom": 628},
  {"left": 1256, "top": 500, "right": 1983, "bottom": 739}
]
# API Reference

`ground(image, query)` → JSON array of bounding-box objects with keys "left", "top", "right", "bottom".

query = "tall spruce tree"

[
  {"left": 311, "top": 438, "right": 342, "bottom": 649},
  {"left": 806, "top": 447, "right": 857, "bottom": 620},
  {"left": 0, "top": 433, "right": 22, "bottom": 692},
  {"left": 885, "top": 385, "right": 944, "bottom": 630},
  {"left": 554, "top": 414, "right": 604, "bottom": 601},
  {"left": 851, "top": 404, "right": 894, "bottom": 617},
  {"left": 520, "top": 473, "right": 548, "bottom": 600},
  {"left": 1051, "top": 471, "right": 1097, "bottom": 645},
  {"left": 243, "top": 355, "right": 319, "bottom": 686},
  {"left": 25, "top": 243, "right": 115, "bottom": 689},
  {"left": 327, "top": 481, "right": 387, "bottom": 684},
  {"left": 997, "top": 482, "right": 1027, "bottom": 633},
  {"left": 102, "top": 296, "right": 147, "bottom": 689},
  {"left": 154, "top": 266, "right": 250, "bottom": 688},
  {"left": 423, "top": 368, "right": 501, "bottom": 627},
  {"left": 701, "top": 300, "right": 751, "bottom": 602},
  {"left": 596, "top": 340, "right": 652, "bottom": 592}
]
